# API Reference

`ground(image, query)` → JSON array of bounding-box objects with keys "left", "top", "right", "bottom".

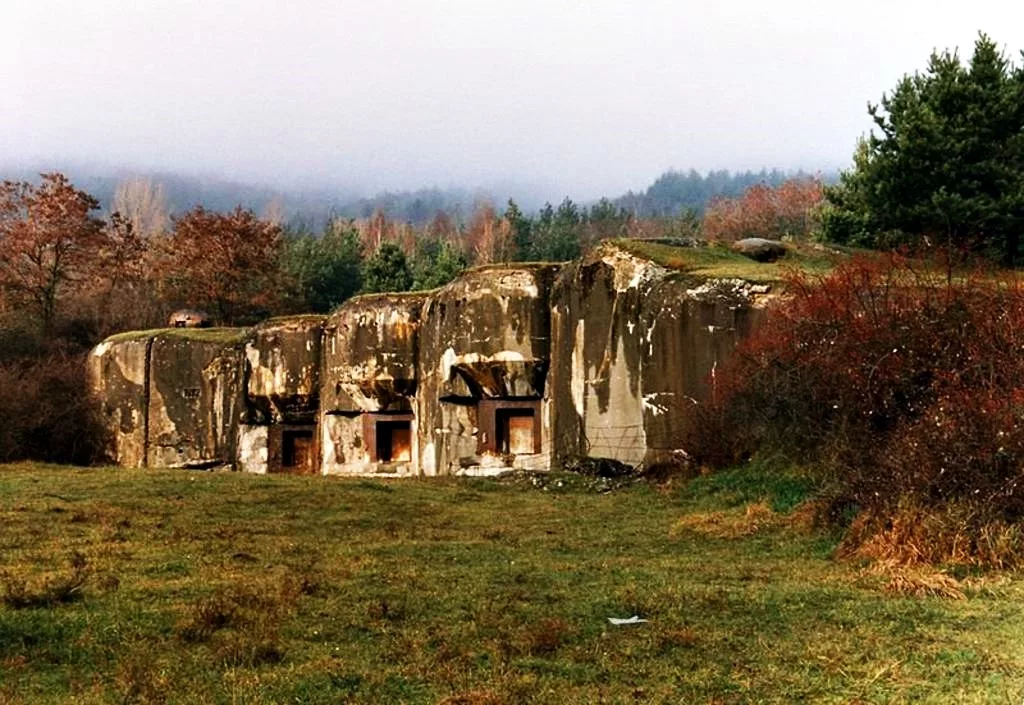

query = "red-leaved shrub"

[{"left": 698, "top": 252, "right": 1024, "bottom": 565}]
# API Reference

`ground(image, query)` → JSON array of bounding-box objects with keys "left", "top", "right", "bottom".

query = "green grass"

[
  {"left": 615, "top": 238, "right": 847, "bottom": 283},
  {"left": 258, "top": 314, "right": 327, "bottom": 326},
  {"left": 103, "top": 327, "right": 249, "bottom": 345},
  {"left": 1, "top": 463, "right": 1023, "bottom": 704}
]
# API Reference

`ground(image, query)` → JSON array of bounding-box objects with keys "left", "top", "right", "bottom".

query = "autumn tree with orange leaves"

[
  {"left": 702, "top": 178, "right": 824, "bottom": 243},
  {"left": 0, "top": 173, "right": 108, "bottom": 336},
  {"left": 160, "top": 206, "right": 285, "bottom": 324}
]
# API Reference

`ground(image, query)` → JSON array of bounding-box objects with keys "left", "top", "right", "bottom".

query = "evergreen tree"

[
  {"left": 824, "top": 34, "right": 1024, "bottom": 263},
  {"left": 362, "top": 242, "right": 413, "bottom": 293},
  {"left": 412, "top": 239, "right": 466, "bottom": 290},
  {"left": 505, "top": 199, "right": 533, "bottom": 261},
  {"left": 283, "top": 221, "right": 363, "bottom": 312},
  {"left": 532, "top": 198, "right": 582, "bottom": 261}
]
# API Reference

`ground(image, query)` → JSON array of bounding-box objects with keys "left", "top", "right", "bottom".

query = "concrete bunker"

[
  {"left": 237, "top": 315, "right": 325, "bottom": 474},
  {"left": 418, "top": 264, "right": 561, "bottom": 475},
  {"left": 549, "top": 244, "right": 774, "bottom": 473},
  {"left": 89, "top": 243, "right": 779, "bottom": 477},
  {"left": 320, "top": 293, "right": 426, "bottom": 476},
  {"left": 88, "top": 327, "right": 248, "bottom": 469}
]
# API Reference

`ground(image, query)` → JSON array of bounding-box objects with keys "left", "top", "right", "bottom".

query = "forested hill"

[
  {"left": 613, "top": 168, "right": 835, "bottom": 217},
  {"left": 0, "top": 164, "right": 834, "bottom": 226}
]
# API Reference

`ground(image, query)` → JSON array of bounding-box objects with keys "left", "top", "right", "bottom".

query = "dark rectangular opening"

[
  {"left": 376, "top": 421, "right": 412, "bottom": 462},
  {"left": 477, "top": 399, "right": 542, "bottom": 456},
  {"left": 282, "top": 429, "right": 314, "bottom": 469},
  {"left": 496, "top": 408, "right": 536, "bottom": 455}
]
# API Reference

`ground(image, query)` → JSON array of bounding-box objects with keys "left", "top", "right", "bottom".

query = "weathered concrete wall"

[
  {"left": 321, "top": 294, "right": 424, "bottom": 414},
  {"left": 320, "top": 294, "right": 426, "bottom": 476},
  {"left": 638, "top": 277, "right": 769, "bottom": 467},
  {"left": 88, "top": 336, "right": 151, "bottom": 467},
  {"left": 416, "top": 264, "right": 561, "bottom": 476},
  {"left": 147, "top": 331, "right": 246, "bottom": 469},
  {"left": 550, "top": 244, "right": 772, "bottom": 470},
  {"left": 236, "top": 424, "right": 268, "bottom": 474},
  {"left": 244, "top": 316, "right": 325, "bottom": 424},
  {"left": 550, "top": 248, "right": 662, "bottom": 467}
]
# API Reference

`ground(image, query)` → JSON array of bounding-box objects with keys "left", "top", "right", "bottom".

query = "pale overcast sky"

[{"left": 2, "top": 0, "right": 1022, "bottom": 199}]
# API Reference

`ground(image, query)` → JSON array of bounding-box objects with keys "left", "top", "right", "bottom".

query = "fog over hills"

[
  {"left": 7, "top": 1, "right": 1019, "bottom": 216},
  {"left": 0, "top": 160, "right": 832, "bottom": 228}
]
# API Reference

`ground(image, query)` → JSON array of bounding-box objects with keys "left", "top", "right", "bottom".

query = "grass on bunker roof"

[
  {"left": 1, "top": 463, "right": 1023, "bottom": 704},
  {"left": 614, "top": 238, "right": 846, "bottom": 283},
  {"left": 103, "top": 327, "right": 249, "bottom": 345}
]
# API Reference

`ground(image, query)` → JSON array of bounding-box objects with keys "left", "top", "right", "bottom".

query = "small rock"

[{"left": 730, "top": 238, "right": 787, "bottom": 262}]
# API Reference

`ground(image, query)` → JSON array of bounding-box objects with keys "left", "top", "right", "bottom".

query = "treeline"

[
  {"left": 613, "top": 168, "right": 832, "bottom": 218},
  {"left": 0, "top": 172, "right": 828, "bottom": 336},
  {"left": 3, "top": 164, "right": 833, "bottom": 229}
]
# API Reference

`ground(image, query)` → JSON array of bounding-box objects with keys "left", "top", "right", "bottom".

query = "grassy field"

[{"left": 1, "top": 463, "right": 1023, "bottom": 704}]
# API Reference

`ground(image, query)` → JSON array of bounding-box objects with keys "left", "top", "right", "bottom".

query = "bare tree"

[
  {"left": 112, "top": 175, "right": 170, "bottom": 239},
  {"left": 262, "top": 195, "right": 286, "bottom": 226}
]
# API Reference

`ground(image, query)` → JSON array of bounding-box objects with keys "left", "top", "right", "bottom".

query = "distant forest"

[
  {"left": 0, "top": 165, "right": 835, "bottom": 228},
  {"left": 612, "top": 168, "right": 832, "bottom": 218}
]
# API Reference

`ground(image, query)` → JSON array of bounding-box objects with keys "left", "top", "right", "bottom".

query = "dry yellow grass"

[{"left": 840, "top": 503, "right": 1024, "bottom": 570}]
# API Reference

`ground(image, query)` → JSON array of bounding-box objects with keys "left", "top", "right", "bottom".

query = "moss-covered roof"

[
  {"left": 461, "top": 261, "right": 566, "bottom": 275},
  {"left": 257, "top": 314, "right": 327, "bottom": 328},
  {"left": 612, "top": 238, "right": 848, "bottom": 283},
  {"left": 104, "top": 327, "right": 249, "bottom": 345},
  {"left": 329, "top": 290, "right": 432, "bottom": 315}
]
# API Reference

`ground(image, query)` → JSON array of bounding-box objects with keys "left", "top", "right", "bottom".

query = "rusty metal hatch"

[
  {"left": 282, "top": 429, "right": 315, "bottom": 473},
  {"left": 477, "top": 399, "right": 541, "bottom": 455},
  {"left": 364, "top": 413, "right": 414, "bottom": 464},
  {"left": 497, "top": 409, "right": 535, "bottom": 455}
]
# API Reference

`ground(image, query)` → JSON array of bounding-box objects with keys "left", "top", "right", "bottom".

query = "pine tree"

[
  {"left": 824, "top": 34, "right": 1024, "bottom": 264},
  {"left": 362, "top": 242, "right": 413, "bottom": 293}
]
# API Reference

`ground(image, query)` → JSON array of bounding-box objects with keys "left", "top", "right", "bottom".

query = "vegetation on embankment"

[
  {"left": 689, "top": 252, "right": 1024, "bottom": 569},
  {"left": 614, "top": 237, "right": 847, "bottom": 282},
  {"left": 2, "top": 463, "right": 1023, "bottom": 704}
]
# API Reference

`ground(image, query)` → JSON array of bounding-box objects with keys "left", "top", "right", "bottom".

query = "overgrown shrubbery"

[
  {"left": 696, "top": 252, "right": 1024, "bottom": 566},
  {"left": 0, "top": 345, "right": 105, "bottom": 464}
]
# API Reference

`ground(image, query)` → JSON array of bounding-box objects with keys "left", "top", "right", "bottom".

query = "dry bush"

[
  {"left": 176, "top": 593, "right": 240, "bottom": 644},
  {"left": 214, "top": 632, "right": 285, "bottom": 668},
  {"left": 176, "top": 577, "right": 301, "bottom": 667},
  {"left": 0, "top": 348, "right": 105, "bottom": 464},
  {"left": 696, "top": 252, "right": 1024, "bottom": 567},
  {"left": 869, "top": 562, "right": 966, "bottom": 600},
  {"left": 857, "top": 556, "right": 967, "bottom": 600},
  {"left": 656, "top": 626, "right": 701, "bottom": 651},
  {"left": 518, "top": 617, "right": 573, "bottom": 656},
  {"left": 672, "top": 501, "right": 784, "bottom": 539},
  {"left": 366, "top": 596, "right": 407, "bottom": 622},
  {"left": 115, "top": 644, "right": 173, "bottom": 705},
  {"left": 839, "top": 502, "right": 1024, "bottom": 570}
]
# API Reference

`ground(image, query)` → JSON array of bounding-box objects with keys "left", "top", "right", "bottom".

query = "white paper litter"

[{"left": 607, "top": 615, "right": 648, "bottom": 625}]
